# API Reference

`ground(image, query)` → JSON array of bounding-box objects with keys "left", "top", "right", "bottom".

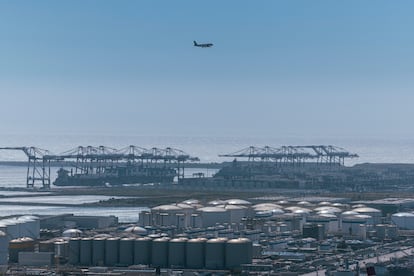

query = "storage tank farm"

[{"left": 56, "top": 198, "right": 258, "bottom": 270}]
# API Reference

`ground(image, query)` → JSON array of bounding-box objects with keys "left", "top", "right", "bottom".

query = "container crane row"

[{"left": 0, "top": 146, "right": 200, "bottom": 189}]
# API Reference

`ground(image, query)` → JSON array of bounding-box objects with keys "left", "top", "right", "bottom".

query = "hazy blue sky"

[{"left": 1, "top": 1, "right": 413, "bottom": 138}]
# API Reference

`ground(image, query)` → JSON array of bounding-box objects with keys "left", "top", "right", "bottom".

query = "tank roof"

[
  {"left": 208, "top": 199, "right": 227, "bottom": 205},
  {"left": 181, "top": 199, "right": 201, "bottom": 205},
  {"left": 253, "top": 203, "right": 283, "bottom": 210},
  {"left": 225, "top": 199, "right": 252, "bottom": 205},
  {"left": 152, "top": 204, "right": 182, "bottom": 211},
  {"left": 392, "top": 212, "right": 414, "bottom": 217},
  {"left": 217, "top": 204, "right": 247, "bottom": 210},
  {"left": 227, "top": 238, "right": 251, "bottom": 243},
  {"left": 353, "top": 207, "right": 381, "bottom": 213},
  {"left": 314, "top": 206, "right": 342, "bottom": 213},
  {"left": 124, "top": 226, "right": 147, "bottom": 234},
  {"left": 197, "top": 206, "right": 227, "bottom": 212}
]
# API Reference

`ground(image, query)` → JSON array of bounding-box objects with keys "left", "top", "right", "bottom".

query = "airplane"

[{"left": 193, "top": 40, "right": 213, "bottom": 48}]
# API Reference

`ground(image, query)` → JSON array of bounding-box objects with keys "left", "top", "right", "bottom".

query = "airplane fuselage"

[{"left": 194, "top": 41, "right": 213, "bottom": 48}]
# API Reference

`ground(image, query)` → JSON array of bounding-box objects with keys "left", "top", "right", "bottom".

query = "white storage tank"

[
  {"left": 151, "top": 237, "right": 170, "bottom": 268},
  {"left": 297, "top": 201, "right": 313, "bottom": 207},
  {"left": 181, "top": 199, "right": 200, "bottom": 205},
  {"left": 306, "top": 216, "right": 330, "bottom": 234},
  {"left": 218, "top": 204, "right": 248, "bottom": 224},
  {"left": 168, "top": 237, "right": 187, "bottom": 268},
  {"left": 341, "top": 215, "right": 367, "bottom": 237},
  {"left": 225, "top": 238, "right": 253, "bottom": 269},
  {"left": 105, "top": 237, "right": 120, "bottom": 266},
  {"left": 63, "top": 229, "right": 82, "bottom": 238},
  {"left": 68, "top": 238, "right": 81, "bottom": 265},
  {"left": 0, "top": 231, "right": 8, "bottom": 265},
  {"left": 134, "top": 237, "right": 152, "bottom": 265},
  {"left": 314, "top": 206, "right": 342, "bottom": 214},
  {"left": 205, "top": 238, "right": 227, "bottom": 270},
  {"left": 352, "top": 207, "right": 382, "bottom": 225},
  {"left": 124, "top": 226, "right": 147, "bottom": 236},
  {"left": 92, "top": 238, "right": 106, "bottom": 266},
  {"left": 391, "top": 212, "right": 414, "bottom": 230},
  {"left": 319, "top": 213, "right": 340, "bottom": 233},
  {"left": 1, "top": 219, "right": 20, "bottom": 240},
  {"left": 252, "top": 203, "right": 283, "bottom": 210},
  {"left": 208, "top": 199, "right": 227, "bottom": 206},
  {"left": 18, "top": 216, "right": 40, "bottom": 239},
  {"left": 225, "top": 199, "right": 252, "bottom": 206},
  {"left": 119, "top": 238, "right": 134, "bottom": 266},
  {"left": 79, "top": 238, "right": 93, "bottom": 266},
  {"left": 197, "top": 207, "right": 229, "bottom": 227},
  {"left": 186, "top": 238, "right": 207, "bottom": 269},
  {"left": 152, "top": 205, "right": 183, "bottom": 226},
  {"left": 139, "top": 211, "right": 152, "bottom": 227},
  {"left": 190, "top": 214, "right": 202, "bottom": 228}
]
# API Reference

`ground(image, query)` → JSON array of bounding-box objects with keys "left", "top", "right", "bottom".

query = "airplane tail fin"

[{"left": 193, "top": 41, "right": 197, "bottom": 46}]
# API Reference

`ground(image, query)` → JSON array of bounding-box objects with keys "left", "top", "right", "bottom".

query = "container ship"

[{"left": 53, "top": 165, "right": 176, "bottom": 186}]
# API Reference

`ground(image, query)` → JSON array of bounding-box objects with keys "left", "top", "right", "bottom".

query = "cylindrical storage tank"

[
  {"left": 139, "top": 211, "right": 152, "bottom": 227},
  {"left": 375, "top": 224, "right": 387, "bottom": 240},
  {"left": 197, "top": 207, "right": 229, "bottom": 227},
  {"left": 68, "top": 238, "right": 81, "bottom": 265},
  {"left": 92, "top": 238, "right": 106, "bottom": 266},
  {"left": 39, "top": 240, "right": 55, "bottom": 252},
  {"left": 105, "top": 237, "right": 120, "bottom": 266},
  {"left": 168, "top": 238, "right": 187, "bottom": 268},
  {"left": 186, "top": 238, "right": 206, "bottom": 269},
  {"left": 342, "top": 215, "right": 367, "bottom": 236},
  {"left": 225, "top": 238, "right": 253, "bottom": 269},
  {"left": 151, "top": 237, "right": 170, "bottom": 268},
  {"left": 134, "top": 237, "right": 152, "bottom": 265},
  {"left": 8, "top": 237, "right": 35, "bottom": 263},
  {"left": 63, "top": 229, "right": 83, "bottom": 238},
  {"left": 353, "top": 207, "right": 382, "bottom": 225},
  {"left": 18, "top": 216, "right": 40, "bottom": 239},
  {"left": 391, "top": 212, "right": 414, "bottom": 230},
  {"left": 119, "top": 238, "right": 134, "bottom": 266},
  {"left": 2, "top": 219, "right": 20, "bottom": 240},
  {"left": 0, "top": 231, "right": 8, "bottom": 265},
  {"left": 205, "top": 238, "right": 227, "bottom": 270},
  {"left": 0, "top": 224, "right": 7, "bottom": 240},
  {"left": 55, "top": 241, "right": 68, "bottom": 259},
  {"left": 79, "top": 238, "right": 93, "bottom": 266},
  {"left": 387, "top": 225, "right": 398, "bottom": 239}
]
